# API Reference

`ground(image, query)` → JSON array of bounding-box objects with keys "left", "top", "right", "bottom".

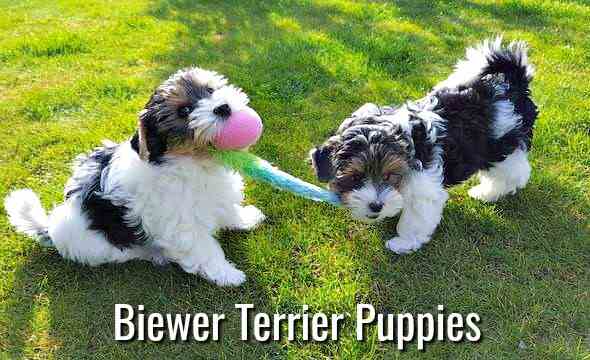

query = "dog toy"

[
  {"left": 211, "top": 106, "right": 340, "bottom": 205},
  {"left": 213, "top": 106, "right": 263, "bottom": 150},
  {"left": 211, "top": 150, "right": 341, "bottom": 206}
]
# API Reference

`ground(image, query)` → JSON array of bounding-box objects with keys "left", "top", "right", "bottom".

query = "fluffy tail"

[
  {"left": 435, "top": 36, "right": 535, "bottom": 92},
  {"left": 4, "top": 189, "right": 53, "bottom": 247},
  {"left": 479, "top": 37, "right": 534, "bottom": 89}
]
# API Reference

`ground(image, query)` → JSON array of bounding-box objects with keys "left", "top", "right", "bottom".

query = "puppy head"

[
  {"left": 131, "top": 67, "right": 250, "bottom": 163},
  {"left": 311, "top": 121, "right": 419, "bottom": 223}
]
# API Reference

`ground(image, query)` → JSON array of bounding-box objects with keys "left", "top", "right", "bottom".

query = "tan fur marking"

[
  {"left": 382, "top": 155, "right": 409, "bottom": 174},
  {"left": 137, "top": 111, "right": 150, "bottom": 161}
]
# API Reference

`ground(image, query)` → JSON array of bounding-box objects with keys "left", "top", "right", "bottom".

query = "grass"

[{"left": 0, "top": 0, "right": 588, "bottom": 358}]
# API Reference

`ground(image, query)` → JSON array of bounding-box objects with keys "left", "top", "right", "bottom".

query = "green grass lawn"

[{"left": 1, "top": 0, "right": 589, "bottom": 358}]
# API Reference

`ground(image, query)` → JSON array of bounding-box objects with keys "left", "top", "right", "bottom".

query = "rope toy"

[
  {"left": 210, "top": 105, "right": 340, "bottom": 206},
  {"left": 211, "top": 150, "right": 341, "bottom": 206}
]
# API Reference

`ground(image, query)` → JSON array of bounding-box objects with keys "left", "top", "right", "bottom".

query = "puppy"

[
  {"left": 4, "top": 67, "right": 265, "bottom": 286},
  {"left": 310, "top": 38, "right": 537, "bottom": 254}
]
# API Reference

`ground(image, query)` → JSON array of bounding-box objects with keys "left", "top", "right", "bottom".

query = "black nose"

[
  {"left": 369, "top": 202, "right": 383, "bottom": 213},
  {"left": 213, "top": 104, "right": 232, "bottom": 118}
]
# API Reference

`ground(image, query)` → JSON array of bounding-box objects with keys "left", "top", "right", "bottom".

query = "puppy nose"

[
  {"left": 213, "top": 104, "right": 232, "bottom": 118},
  {"left": 369, "top": 202, "right": 383, "bottom": 213}
]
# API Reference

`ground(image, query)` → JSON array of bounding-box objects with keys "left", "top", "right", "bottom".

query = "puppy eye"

[
  {"left": 384, "top": 173, "right": 402, "bottom": 184},
  {"left": 178, "top": 105, "right": 194, "bottom": 118},
  {"left": 206, "top": 87, "right": 214, "bottom": 94}
]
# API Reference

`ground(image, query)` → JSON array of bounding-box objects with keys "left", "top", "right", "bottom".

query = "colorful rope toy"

[
  {"left": 210, "top": 106, "right": 340, "bottom": 206},
  {"left": 211, "top": 150, "right": 341, "bottom": 206}
]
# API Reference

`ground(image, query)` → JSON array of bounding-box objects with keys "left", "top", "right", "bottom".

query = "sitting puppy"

[
  {"left": 5, "top": 68, "right": 265, "bottom": 286},
  {"left": 310, "top": 38, "right": 537, "bottom": 254}
]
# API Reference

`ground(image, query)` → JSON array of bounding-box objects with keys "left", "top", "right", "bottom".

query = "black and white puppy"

[
  {"left": 5, "top": 67, "right": 265, "bottom": 286},
  {"left": 310, "top": 38, "right": 538, "bottom": 254}
]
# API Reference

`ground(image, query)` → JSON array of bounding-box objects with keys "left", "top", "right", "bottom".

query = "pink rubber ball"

[{"left": 213, "top": 106, "right": 263, "bottom": 150}]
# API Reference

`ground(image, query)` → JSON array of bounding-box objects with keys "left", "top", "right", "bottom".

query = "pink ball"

[{"left": 214, "top": 107, "right": 263, "bottom": 150}]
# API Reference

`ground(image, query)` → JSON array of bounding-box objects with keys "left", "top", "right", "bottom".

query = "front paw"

[
  {"left": 385, "top": 236, "right": 425, "bottom": 254},
  {"left": 233, "top": 205, "right": 266, "bottom": 231},
  {"left": 202, "top": 262, "right": 246, "bottom": 287}
]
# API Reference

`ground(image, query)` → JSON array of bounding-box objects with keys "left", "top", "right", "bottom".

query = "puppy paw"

[
  {"left": 231, "top": 205, "right": 266, "bottom": 231},
  {"left": 385, "top": 236, "right": 424, "bottom": 254},
  {"left": 468, "top": 185, "right": 501, "bottom": 203},
  {"left": 202, "top": 262, "right": 246, "bottom": 287}
]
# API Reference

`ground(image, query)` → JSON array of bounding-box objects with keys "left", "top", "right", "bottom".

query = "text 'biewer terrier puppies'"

[
  {"left": 5, "top": 68, "right": 265, "bottom": 286},
  {"left": 310, "top": 38, "right": 537, "bottom": 254}
]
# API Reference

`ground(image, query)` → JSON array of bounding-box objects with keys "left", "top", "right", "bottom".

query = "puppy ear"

[
  {"left": 135, "top": 109, "right": 151, "bottom": 161},
  {"left": 408, "top": 117, "right": 434, "bottom": 171},
  {"left": 309, "top": 141, "right": 338, "bottom": 182},
  {"left": 131, "top": 108, "right": 167, "bottom": 163}
]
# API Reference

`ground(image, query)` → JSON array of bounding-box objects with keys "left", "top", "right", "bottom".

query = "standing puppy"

[
  {"left": 5, "top": 67, "right": 265, "bottom": 286},
  {"left": 310, "top": 38, "right": 537, "bottom": 254}
]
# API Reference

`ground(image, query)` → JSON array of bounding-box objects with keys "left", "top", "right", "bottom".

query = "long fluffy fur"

[
  {"left": 311, "top": 38, "right": 537, "bottom": 254},
  {"left": 4, "top": 189, "right": 51, "bottom": 246},
  {"left": 5, "top": 67, "right": 265, "bottom": 286}
]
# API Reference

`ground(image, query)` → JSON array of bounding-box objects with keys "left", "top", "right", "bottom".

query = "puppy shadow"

[
  {"left": 1, "top": 240, "right": 277, "bottom": 358},
  {"left": 148, "top": 0, "right": 446, "bottom": 109},
  {"left": 363, "top": 170, "right": 588, "bottom": 314},
  {"left": 376, "top": 172, "right": 587, "bottom": 253}
]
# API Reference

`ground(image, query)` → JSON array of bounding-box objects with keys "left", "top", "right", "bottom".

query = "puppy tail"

[
  {"left": 436, "top": 36, "right": 534, "bottom": 92},
  {"left": 4, "top": 189, "right": 53, "bottom": 247},
  {"left": 479, "top": 36, "right": 535, "bottom": 88}
]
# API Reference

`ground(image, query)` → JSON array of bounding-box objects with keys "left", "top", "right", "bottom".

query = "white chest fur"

[{"left": 106, "top": 143, "right": 245, "bottom": 237}]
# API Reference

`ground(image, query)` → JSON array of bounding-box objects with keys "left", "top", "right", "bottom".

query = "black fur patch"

[
  {"left": 408, "top": 114, "right": 435, "bottom": 169},
  {"left": 311, "top": 146, "right": 335, "bottom": 182},
  {"left": 432, "top": 84, "right": 499, "bottom": 185},
  {"left": 130, "top": 118, "right": 168, "bottom": 165},
  {"left": 68, "top": 145, "right": 150, "bottom": 249},
  {"left": 428, "top": 45, "right": 537, "bottom": 186},
  {"left": 133, "top": 95, "right": 171, "bottom": 164},
  {"left": 312, "top": 41, "right": 538, "bottom": 197}
]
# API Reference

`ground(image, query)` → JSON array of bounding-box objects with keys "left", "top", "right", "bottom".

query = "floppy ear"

[
  {"left": 135, "top": 110, "right": 151, "bottom": 161},
  {"left": 130, "top": 108, "right": 168, "bottom": 163},
  {"left": 407, "top": 118, "right": 434, "bottom": 171},
  {"left": 309, "top": 139, "right": 339, "bottom": 182}
]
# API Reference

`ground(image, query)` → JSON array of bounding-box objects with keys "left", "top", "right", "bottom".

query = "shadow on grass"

[
  {"left": 372, "top": 171, "right": 588, "bottom": 352},
  {"left": 393, "top": 0, "right": 554, "bottom": 31},
  {"left": 2, "top": 243, "right": 278, "bottom": 358},
  {"left": 146, "top": 0, "right": 589, "bottom": 355},
  {"left": 3, "top": 0, "right": 589, "bottom": 358},
  {"left": 146, "top": 0, "right": 445, "bottom": 107}
]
